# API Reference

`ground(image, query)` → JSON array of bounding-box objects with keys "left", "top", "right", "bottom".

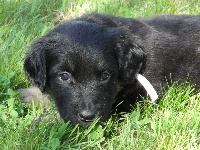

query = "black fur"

[{"left": 24, "top": 13, "right": 200, "bottom": 126}]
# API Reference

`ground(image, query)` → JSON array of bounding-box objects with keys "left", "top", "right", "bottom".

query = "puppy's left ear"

[
  {"left": 112, "top": 28, "right": 146, "bottom": 85},
  {"left": 24, "top": 39, "right": 47, "bottom": 92}
]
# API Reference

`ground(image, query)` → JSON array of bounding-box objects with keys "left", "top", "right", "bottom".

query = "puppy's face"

[
  {"left": 47, "top": 41, "right": 119, "bottom": 125},
  {"left": 24, "top": 19, "right": 145, "bottom": 126}
]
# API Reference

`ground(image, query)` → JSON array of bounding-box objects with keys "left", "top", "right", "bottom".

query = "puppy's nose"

[{"left": 78, "top": 110, "right": 96, "bottom": 121}]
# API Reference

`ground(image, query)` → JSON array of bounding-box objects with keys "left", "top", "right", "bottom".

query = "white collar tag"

[{"left": 135, "top": 73, "right": 158, "bottom": 103}]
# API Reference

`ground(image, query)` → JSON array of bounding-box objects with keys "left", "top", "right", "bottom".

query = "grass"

[{"left": 0, "top": 0, "right": 200, "bottom": 149}]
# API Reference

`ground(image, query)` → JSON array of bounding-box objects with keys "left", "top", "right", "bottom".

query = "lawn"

[{"left": 0, "top": 0, "right": 200, "bottom": 149}]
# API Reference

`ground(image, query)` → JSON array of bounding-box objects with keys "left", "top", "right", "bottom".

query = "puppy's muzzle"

[{"left": 78, "top": 110, "right": 96, "bottom": 122}]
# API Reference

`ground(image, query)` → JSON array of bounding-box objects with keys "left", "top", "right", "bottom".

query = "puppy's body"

[
  {"left": 24, "top": 13, "right": 200, "bottom": 126},
  {"left": 143, "top": 15, "right": 200, "bottom": 90},
  {"left": 108, "top": 14, "right": 200, "bottom": 89}
]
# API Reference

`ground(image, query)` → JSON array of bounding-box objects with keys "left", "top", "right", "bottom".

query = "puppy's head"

[{"left": 24, "top": 16, "right": 145, "bottom": 126}]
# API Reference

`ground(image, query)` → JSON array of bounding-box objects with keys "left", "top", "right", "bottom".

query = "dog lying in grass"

[{"left": 23, "top": 13, "right": 200, "bottom": 126}]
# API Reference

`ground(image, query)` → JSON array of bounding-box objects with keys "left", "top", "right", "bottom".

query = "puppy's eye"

[
  {"left": 101, "top": 71, "right": 110, "bottom": 81},
  {"left": 59, "top": 72, "right": 71, "bottom": 81}
]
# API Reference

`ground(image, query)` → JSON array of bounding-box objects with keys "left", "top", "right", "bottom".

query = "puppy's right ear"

[
  {"left": 109, "top": 27, "right": 146, "bottom": 85},
  {"left": 24, "top": 39, "right": 47, "bottom": 92}
]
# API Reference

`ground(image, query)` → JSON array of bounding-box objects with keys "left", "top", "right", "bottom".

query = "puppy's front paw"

[{"left": 18, "top": 87, "right": 50, "bottom": 108}]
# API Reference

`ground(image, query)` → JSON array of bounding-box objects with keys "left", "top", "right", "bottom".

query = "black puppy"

[{"left": 24, "top": 13, "right": 200, "bottom": 126}]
